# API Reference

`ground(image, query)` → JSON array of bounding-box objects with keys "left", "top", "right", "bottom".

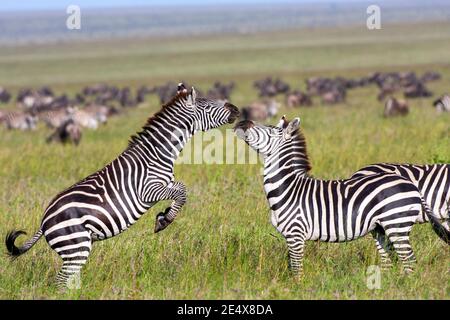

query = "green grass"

[{"left": 0, "top": 22, "right": 449, "bottom": 299}]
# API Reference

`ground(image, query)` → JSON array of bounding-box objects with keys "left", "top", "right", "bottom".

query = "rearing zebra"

[
  {"left": 234, "top": 116, "right": 446, "bottom": 276},
  {"left": 5, "top": 83, "right": 239, "bottom": 289}
]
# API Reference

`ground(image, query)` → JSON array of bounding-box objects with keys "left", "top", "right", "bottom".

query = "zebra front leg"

[
  {"left": 154, "top": 181, "right": 187, "bottom": 233},
  {"left": 285, "top": 234, "right": 306, "bottom": 279}
]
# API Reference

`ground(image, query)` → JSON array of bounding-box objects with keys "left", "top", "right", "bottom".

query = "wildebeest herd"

[{"left": 0, "top": 70, "right": 448, "bottom": 146}]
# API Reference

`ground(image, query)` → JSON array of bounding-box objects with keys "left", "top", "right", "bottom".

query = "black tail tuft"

[
  {"left": 5, "top": 230, "right": 27, "bottom": 258},
  {"left": 422, "top": 200, "right": 450, "bottom": 245},
  {"left": 427, "top": 215, "right": 450, "bottom": 245}
]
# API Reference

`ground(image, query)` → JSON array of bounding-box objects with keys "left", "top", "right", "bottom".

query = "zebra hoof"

[{"left": 154, "top": 213, "right": 170, "bottom": 233}]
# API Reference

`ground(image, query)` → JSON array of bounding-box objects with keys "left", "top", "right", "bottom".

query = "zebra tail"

[
  {"left": 5, "top": 229, "right": 43, "bottom": 259},
  {"left": 421, "top": 200, "right": 450, "bottom": 245}
]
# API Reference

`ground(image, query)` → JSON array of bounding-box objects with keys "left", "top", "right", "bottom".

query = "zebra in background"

[
  {"left": 351, "top": 163, "right": 450, "bottom": 244},
  {"left": 6, "top": 83, "right": 239, "bottom": 289},
  {"left": 0, "top": 110, "right": 37, "bottom": 131},
  {"left": 433, "top": 94, "right": 450, "bottom": 113},
  {"left": 234, "top": 116, "right": 448, "bottom": 276}
]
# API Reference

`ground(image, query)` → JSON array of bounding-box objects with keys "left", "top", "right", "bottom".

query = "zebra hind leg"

[
  {"left": 370, "top": 226, "right": 394, "bottom": 270},
  {"left": 383, "top": 223, "right": 416, "bottom": 274},
  {"left": 54, "top": 238, "right": 92, "bottom": 290}
]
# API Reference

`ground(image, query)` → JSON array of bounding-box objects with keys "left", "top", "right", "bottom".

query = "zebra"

[
  {"left": 5, "top": 83, "right": 240, "bottom": 289},
  {"left": 351, "top": 163, "right": 450, "bottom": 246},
  {"left": 433, "top": 94, "right": 450, "bottom": 113},
  {"left": 0, "top": 110, "right": 37, "bottom": 131},
  {"left": 234, "top": 116, "right": 448, "bottom": 276}
]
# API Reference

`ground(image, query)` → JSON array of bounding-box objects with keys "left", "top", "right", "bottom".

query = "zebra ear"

[
  {"left": 187, "top": 87, "right": 197, "bottom": 106},
  {"left": 283, "top": 117, "right": 300, "bottom": 140},
  {"left": 276, "top": 115, "right": 288, "bottom": 128},
  {"left": 177, "top": 82, "right": 188, "bottom": 94}
]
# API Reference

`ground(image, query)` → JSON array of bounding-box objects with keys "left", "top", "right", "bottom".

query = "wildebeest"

[
  {"left": 206, "top": 81, "right": 235, "bottom": 100},
  {"left": 254, "top": 77, "right": 290, "bottom": 97},
  {"left": 241, "top": 99, "right": 280, "bottom": 121},
  {"left": 404, "top": 82, "right": 432, "bottom": 98},
  {"left": 384, "top": 97, "right": 409, "bottom": 117},
  {"left": 0, "top": 87, "right": 11, "bottom": 103},
  {"left": 285, "top": 90, "right": 312, "bottom": 107},
  {"left": 46, "top": 119, "right": 82, "bottom": 145},
  {"left": 421, "top": 71, "right": 441, "bottom": 82},
  {"left": 321, "top": 89, "right": 346, "bottom": 104}
]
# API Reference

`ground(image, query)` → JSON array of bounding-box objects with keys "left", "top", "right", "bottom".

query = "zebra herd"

[{"left": 5, "top": 84, "right": 449, "bottom": 290}]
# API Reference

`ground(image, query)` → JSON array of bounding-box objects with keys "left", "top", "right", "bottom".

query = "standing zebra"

[
  {"left": 6, "top": 83, "right": 239, "bottom": 289},
  {"left": 433, "top": 94, "right": 450, "bottom": 113},
  {"left": 234, "top": 116, "right": 446, "bottom": 276},
  {"left": 351, "top": 163, "right": 450, "bottom": 244}
]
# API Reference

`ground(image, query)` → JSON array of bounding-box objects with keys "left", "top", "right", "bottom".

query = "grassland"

[{"left": 0, "top": 21, "right": 449, "bottom": 299}]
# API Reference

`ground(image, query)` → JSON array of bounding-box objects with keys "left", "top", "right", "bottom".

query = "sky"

[{"left": 0, "top": 0, "right": 368, "bottom": 12}]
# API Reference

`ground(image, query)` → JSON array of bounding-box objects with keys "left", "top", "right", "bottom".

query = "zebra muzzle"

[{"left": 154, "top": 209, "right": 173, "bottom": 233}]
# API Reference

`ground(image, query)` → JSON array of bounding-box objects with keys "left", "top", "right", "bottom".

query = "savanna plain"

[{"left": 0, "top": 21, "right": 449, "bottom": 299}]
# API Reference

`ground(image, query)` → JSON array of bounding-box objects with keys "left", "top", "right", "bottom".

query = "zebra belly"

[
  {"left": 90, "top": 201, "right": 157, "bottom": 241},
  {"left": 43, "top": 190, "right": 157, "bottom": 243}
]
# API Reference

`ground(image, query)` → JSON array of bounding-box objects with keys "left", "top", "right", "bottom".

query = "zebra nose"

[
  {"left": 234, "top": 120, "right": 254, "bottom": 131},
  {"left": 225, "top": 103, "right": 240, "bottom": 123}
]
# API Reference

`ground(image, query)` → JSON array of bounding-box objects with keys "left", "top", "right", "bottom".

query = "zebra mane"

[
  {"left": 290, "top": 128, "right": 312, "bottom": 174},
  {"left": 127, "top": 91, "right": 190, "bottom": 148}
]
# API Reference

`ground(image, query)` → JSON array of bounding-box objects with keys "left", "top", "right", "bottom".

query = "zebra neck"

[
  {"left": 263, "top": 142, "right": 311, "bottom": 182},
  {"left": 128, "top": 110, "right": 197, "bottom": 167}
]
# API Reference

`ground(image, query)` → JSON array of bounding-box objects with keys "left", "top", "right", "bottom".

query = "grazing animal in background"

[
  {"left": 351, "top": 163, "right": 450, "bottom": 246},
  {"left": 83, "top": 103, "right": 117, "bottom": 124},
  {"left": 0, "top": 87, "right": 11, "bottom": 103},
  {"left": 384, "top": 97, "right": 409, "bottom": 117},
  {"left": 433, "top": 94, "right": 450, "bottom": 113},
  {"left": 5, "top": 83, "right": 240, "bottom": 289},
  {"left": 37, "top": 108, "right": 72, "bottom": 129},
  {"left": 1, "top": 111, "right": 37, "bottom": 131},
  {"left": 241, "top": 99, "right": 280, "bottom": 121},
  {"left": 234, "top": 116, "right": 445, "bottom": 276},
  {"left": 420, "top": 71, "right": 441, "bottom": 83},
  {"left": 321, "top": 89, "right": 345, "bottom": 104},
  {"left": 254, "top": 77, "right": 290, "bottom": 97},
  {"left": 70, "top": 107, "right": 100, "bottom": 129},
  {"left": 46, "top": 119, "right": 82, "bottom": 145},
  {"left": 285, "top": 90, "right": 312, "bottom": 108},
  {"left": 403, "top": 82, "right": 432, "bottom": 98},
  {"left": 206, "top": 81, "right": 235, "bottom": 100}
]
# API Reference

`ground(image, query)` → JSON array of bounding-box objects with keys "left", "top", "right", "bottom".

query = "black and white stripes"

[
  {"left": 235, "top": 116, "right": 446, "bottom": 276},
  {"left": 5, "top": 83, "right": 239, "bottom": 289},
  {"left": 433, "top": 94, "right": 450, "bottom": 113},
  {"left": 352, "top": 163, "right": 450, "bottom": 243}
]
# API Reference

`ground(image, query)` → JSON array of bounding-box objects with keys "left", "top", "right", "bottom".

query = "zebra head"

[
  {"left": 234, "top": 115, "right": 301, "bottom": 156},
  {"left": 177, "top": 83, "right": 239, "bottom": 131}
]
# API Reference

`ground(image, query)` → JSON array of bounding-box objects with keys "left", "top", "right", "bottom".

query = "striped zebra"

[
  {"left": 6, "top": 83, "right": 239, "bottom": 289},
  {"left": 234, "top": 116, "right": 447, "bottom": 276},
  {"left": 351, "top": 163, "right": 450, "bottom": 245},
  {"left": 433, "top": 94, "right": 450, "bottom": 113},
  {"left": 0, "top": 110, "right": 37, "bottom": 130}
]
